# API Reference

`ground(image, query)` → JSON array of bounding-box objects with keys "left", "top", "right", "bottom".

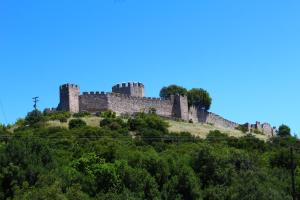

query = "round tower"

[
  {"left": 57, "top": 83, "right": 80, "bottom": 113},
  {"left": 112, "top": 82, "right": 145, "bottom": 97}
]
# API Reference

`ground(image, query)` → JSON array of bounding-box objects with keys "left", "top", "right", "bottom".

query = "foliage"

[
  {"left": 73, "top": 112, "right": 91, "bottom": 118},
  {"left": 235, "top": 124, "right": 249, "bottom": 133},
  {"left": 100, "top": 110, "right": 117, "bottom": 119},
  {"left": 278, "top": 124, "right": 291, "bottom": 137},
  {"left": 159, "top": 85, "right": 188, "bottom": 98},
  {"left": 25, "top": 110, "right": 45, "bottom": 127},
  {"left": 69, "top": 119, "right": 87, "bottom": 129},
  {"left": 187, "top": 88, "right": 212, "bottom": 111},
  {"left": 0, "top": 113, "right": 298, "bottom": 199},
  {"left": 43, "top": 111, "right": 71, "bottom": 123}
]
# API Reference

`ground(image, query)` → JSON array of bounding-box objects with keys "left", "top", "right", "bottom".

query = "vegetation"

[
  {"left": 73, "top": 112, "right": 91, "bottom": 118},
  {"left": 278, "top": 124, "right": 291, "bottom": 137},
  {"left": 160, "top": 85, "right": 212, "bottom": 111},
  {"left": 24, "top": 110, "right": 44, "bottom": 126},
  {"left": 43, "top": 111, "right": 71, "bottom": 123},
  {"left": 159, "top": 85, "right": 188, "bottom": 98},
  {"left": 0, "top": 110, "right": 299, "bottom": 199},
  {"left": 69, "top": 119, "right": 87, "bottom": 129},
  {"left": 235, "top": 124, "right": 249, "bottom": 133},
  {"left": 187, "top": 88, "right": 212, "bottom": 111}
]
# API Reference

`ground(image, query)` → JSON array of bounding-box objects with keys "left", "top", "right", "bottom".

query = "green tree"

[
  {"left": 25, "top": 110, "right": 44, "bottom": 126},
  {"left": 278, "top": 124, "right": 291, "bottom": 137},
  {"left": 187, "top": 88, "right": 212, "bottom": 110},
  {"left": 159, "top": 85, "right": 188, "bottom": 98}
]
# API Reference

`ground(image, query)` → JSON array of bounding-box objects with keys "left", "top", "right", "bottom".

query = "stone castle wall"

[
  {"left": 79, "top": 92, "right": 175, "bottom": 118},
  {"left": 189, "top": 106, "right": 239, "bottom": 129},
  {"left": 247, "top": 122, "right": 277, "bottom": 137},
  {"left": 51, "top": 83, "right": 277, "bottom": 137},
  {"left": 107, "top": 93, "right": 174, "bottom": 117},
  {"left": 79, "top": 92, "right": 109, "bottom": 113}
]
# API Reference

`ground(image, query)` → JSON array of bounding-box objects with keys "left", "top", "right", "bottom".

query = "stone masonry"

[{"left": 45, "top": 82, "right": 277, "bottom": 137}]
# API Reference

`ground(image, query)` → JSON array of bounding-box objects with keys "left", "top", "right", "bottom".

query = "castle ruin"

[{"left": 45, "top": 82, "right": 277, "bottom": 137}]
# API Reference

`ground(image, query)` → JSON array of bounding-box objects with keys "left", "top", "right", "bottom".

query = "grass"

[
  {"left": 167, "top": 120, "right": 268, "bottom": 140},
  {"left": 47, "top": 116, "right": 102, "bottom": 128},
  {"left": 46, "top": 116, "right": 268, "bottom": 140}
]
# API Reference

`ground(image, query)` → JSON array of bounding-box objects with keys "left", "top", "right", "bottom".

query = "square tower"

[
  {"left": 112, "top": 82, "right": 145, "bottom": 97},
  {"left": 57, "top": 84, "right": 80, "bottom": 113}
]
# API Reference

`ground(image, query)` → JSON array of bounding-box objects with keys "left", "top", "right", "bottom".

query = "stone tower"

[
  {"left": 57, "top": 84, "right": 80, "bottom": 113},
  {"left": 112, "top": 82, "right": 145, "bottom": 97},
  {"left": 172, "top": 95, "right": 189, "bottom": 121}
]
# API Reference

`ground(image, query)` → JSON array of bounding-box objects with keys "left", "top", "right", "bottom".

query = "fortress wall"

[
  {"left": 189, "top": 106, "right": 201, "bottom": 123},
  {"left": 261, "top": 123, "right": 273, "bottom": 137},
  {"left": 79, "top": 92, "right": 109, "bottom": 113},
  {"left": 189, "top": 106, "right": 239, "bottom": 129},
  {"left": 107, "top": 93, "right": 173, "bottom": 117}
]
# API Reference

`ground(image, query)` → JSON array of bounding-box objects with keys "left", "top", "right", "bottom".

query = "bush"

[
  {"left": 236, "top": 124, "right": 249, "bottom": 133},
  {"left": 128, "top": 113, "right": 169, "bottom": 134},
  {"left": 25, "top": 110, "right": 45, "bottom": 126},
  {"left": 100, "top": 110, "right": 117, "bottom": 119},
  {"left": 43, "top": 111, "right": 71, "bottom": 123},
  {"left": 73, "top": 112, "right": 91, "bottom": 118},
  {"left": 15, "top": 118, "right": 26, "bottom": 127},
  {"left": 100, "top": 118, "right": 126, "bottom": 131},
  {"left": 278, "top": 124, "right": 291, "bottom": 137},
  {"left": 69, "top": 119, "right": 87, "bottom": 129}
]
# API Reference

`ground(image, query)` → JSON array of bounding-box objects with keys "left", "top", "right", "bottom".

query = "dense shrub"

[
  {"left": 25, "top": 110, "right": 45, "bottom": 126},
  {"left": 278, "top": 124, "right": 291, "bottom": 137},
  {"left": 235, "top": 124, "right": 249, "bottom": 133},
  {"left": 69, "top": 119, "right": 87, "bottom": 129},
  {"left": 73, "top": 112, "right": 91, "bottom": 118},
  {"left": 44, "top": 111, "right": 71, "bottom": 122},
  {"left": 100, "top": 110, "right": 117, "bottom": 119}
]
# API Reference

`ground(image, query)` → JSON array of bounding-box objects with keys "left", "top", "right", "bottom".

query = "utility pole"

[
  {"left": 32, "top": 97, "right": 39, "bottom": 110},
  {"left": 290, "top": 147, "right": 297, "bottom": 200}
]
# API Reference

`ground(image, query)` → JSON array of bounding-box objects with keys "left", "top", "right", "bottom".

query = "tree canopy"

[
  {"left": 278, "top": 124, "right": 291, "bottom": 137},
  {"left": 187, "top": 88, "right": 212, "bottom": 111},
  {"left": 160, "top": 85, "right": 212, "bottom": 111},
  {"left": 159, "top": 85, "right": 188, "bottom": 98}
]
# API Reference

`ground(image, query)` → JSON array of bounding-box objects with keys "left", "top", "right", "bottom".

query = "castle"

[{"left": 45, "top": 82, "right": 277, "bottom": 137}]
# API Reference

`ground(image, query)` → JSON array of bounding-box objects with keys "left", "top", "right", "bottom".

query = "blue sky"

[{"left": 0, "top": 0, "right": 299, "bottom": 135}]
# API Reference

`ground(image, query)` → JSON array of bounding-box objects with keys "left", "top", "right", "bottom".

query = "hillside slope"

[{"left": 47, "top": 116, "right": 268, "bottom": 140}]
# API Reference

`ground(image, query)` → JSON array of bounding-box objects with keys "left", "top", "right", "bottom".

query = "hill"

[
  {"left": 46, "top": 116, "right": 268, "bottom": 140},
  {"left": 0, "top": 111, "right": 298, "bottom": 199}
]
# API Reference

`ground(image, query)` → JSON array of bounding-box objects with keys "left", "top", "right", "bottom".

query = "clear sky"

[{"left": 0, "top": 0, "right": 299, "bottom": 135}]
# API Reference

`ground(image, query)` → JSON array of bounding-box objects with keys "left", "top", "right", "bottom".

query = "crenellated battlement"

[
  {"left": 81, "top": 91, "right": 169, "bottom": 102},
  {"left": 60, "top": 83, "right": 79, "bottom": 90},
  {"left": 58, "top": 83, "right": 80, "bottom": 113},
  {"left": 112, "top": 82, "right": 145, "bottom": 97}
]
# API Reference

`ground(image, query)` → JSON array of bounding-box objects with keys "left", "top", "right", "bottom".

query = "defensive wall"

[
  {"left": 189, "top": 106, "right": 239, "bottom": 129},
  {"left": 79, "top": 92, "right": 175, "bottom": 118},
  {"left": 45, "top": 82, "right": 277, "bottom": 137}
]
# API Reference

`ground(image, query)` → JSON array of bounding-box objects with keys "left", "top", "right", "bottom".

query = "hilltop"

[
  {"left": 45, "top": 82, "right": 277, "bottom": 138},
  {"left": 0, "top": 110, "right": 298, "bottom": 199}
]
